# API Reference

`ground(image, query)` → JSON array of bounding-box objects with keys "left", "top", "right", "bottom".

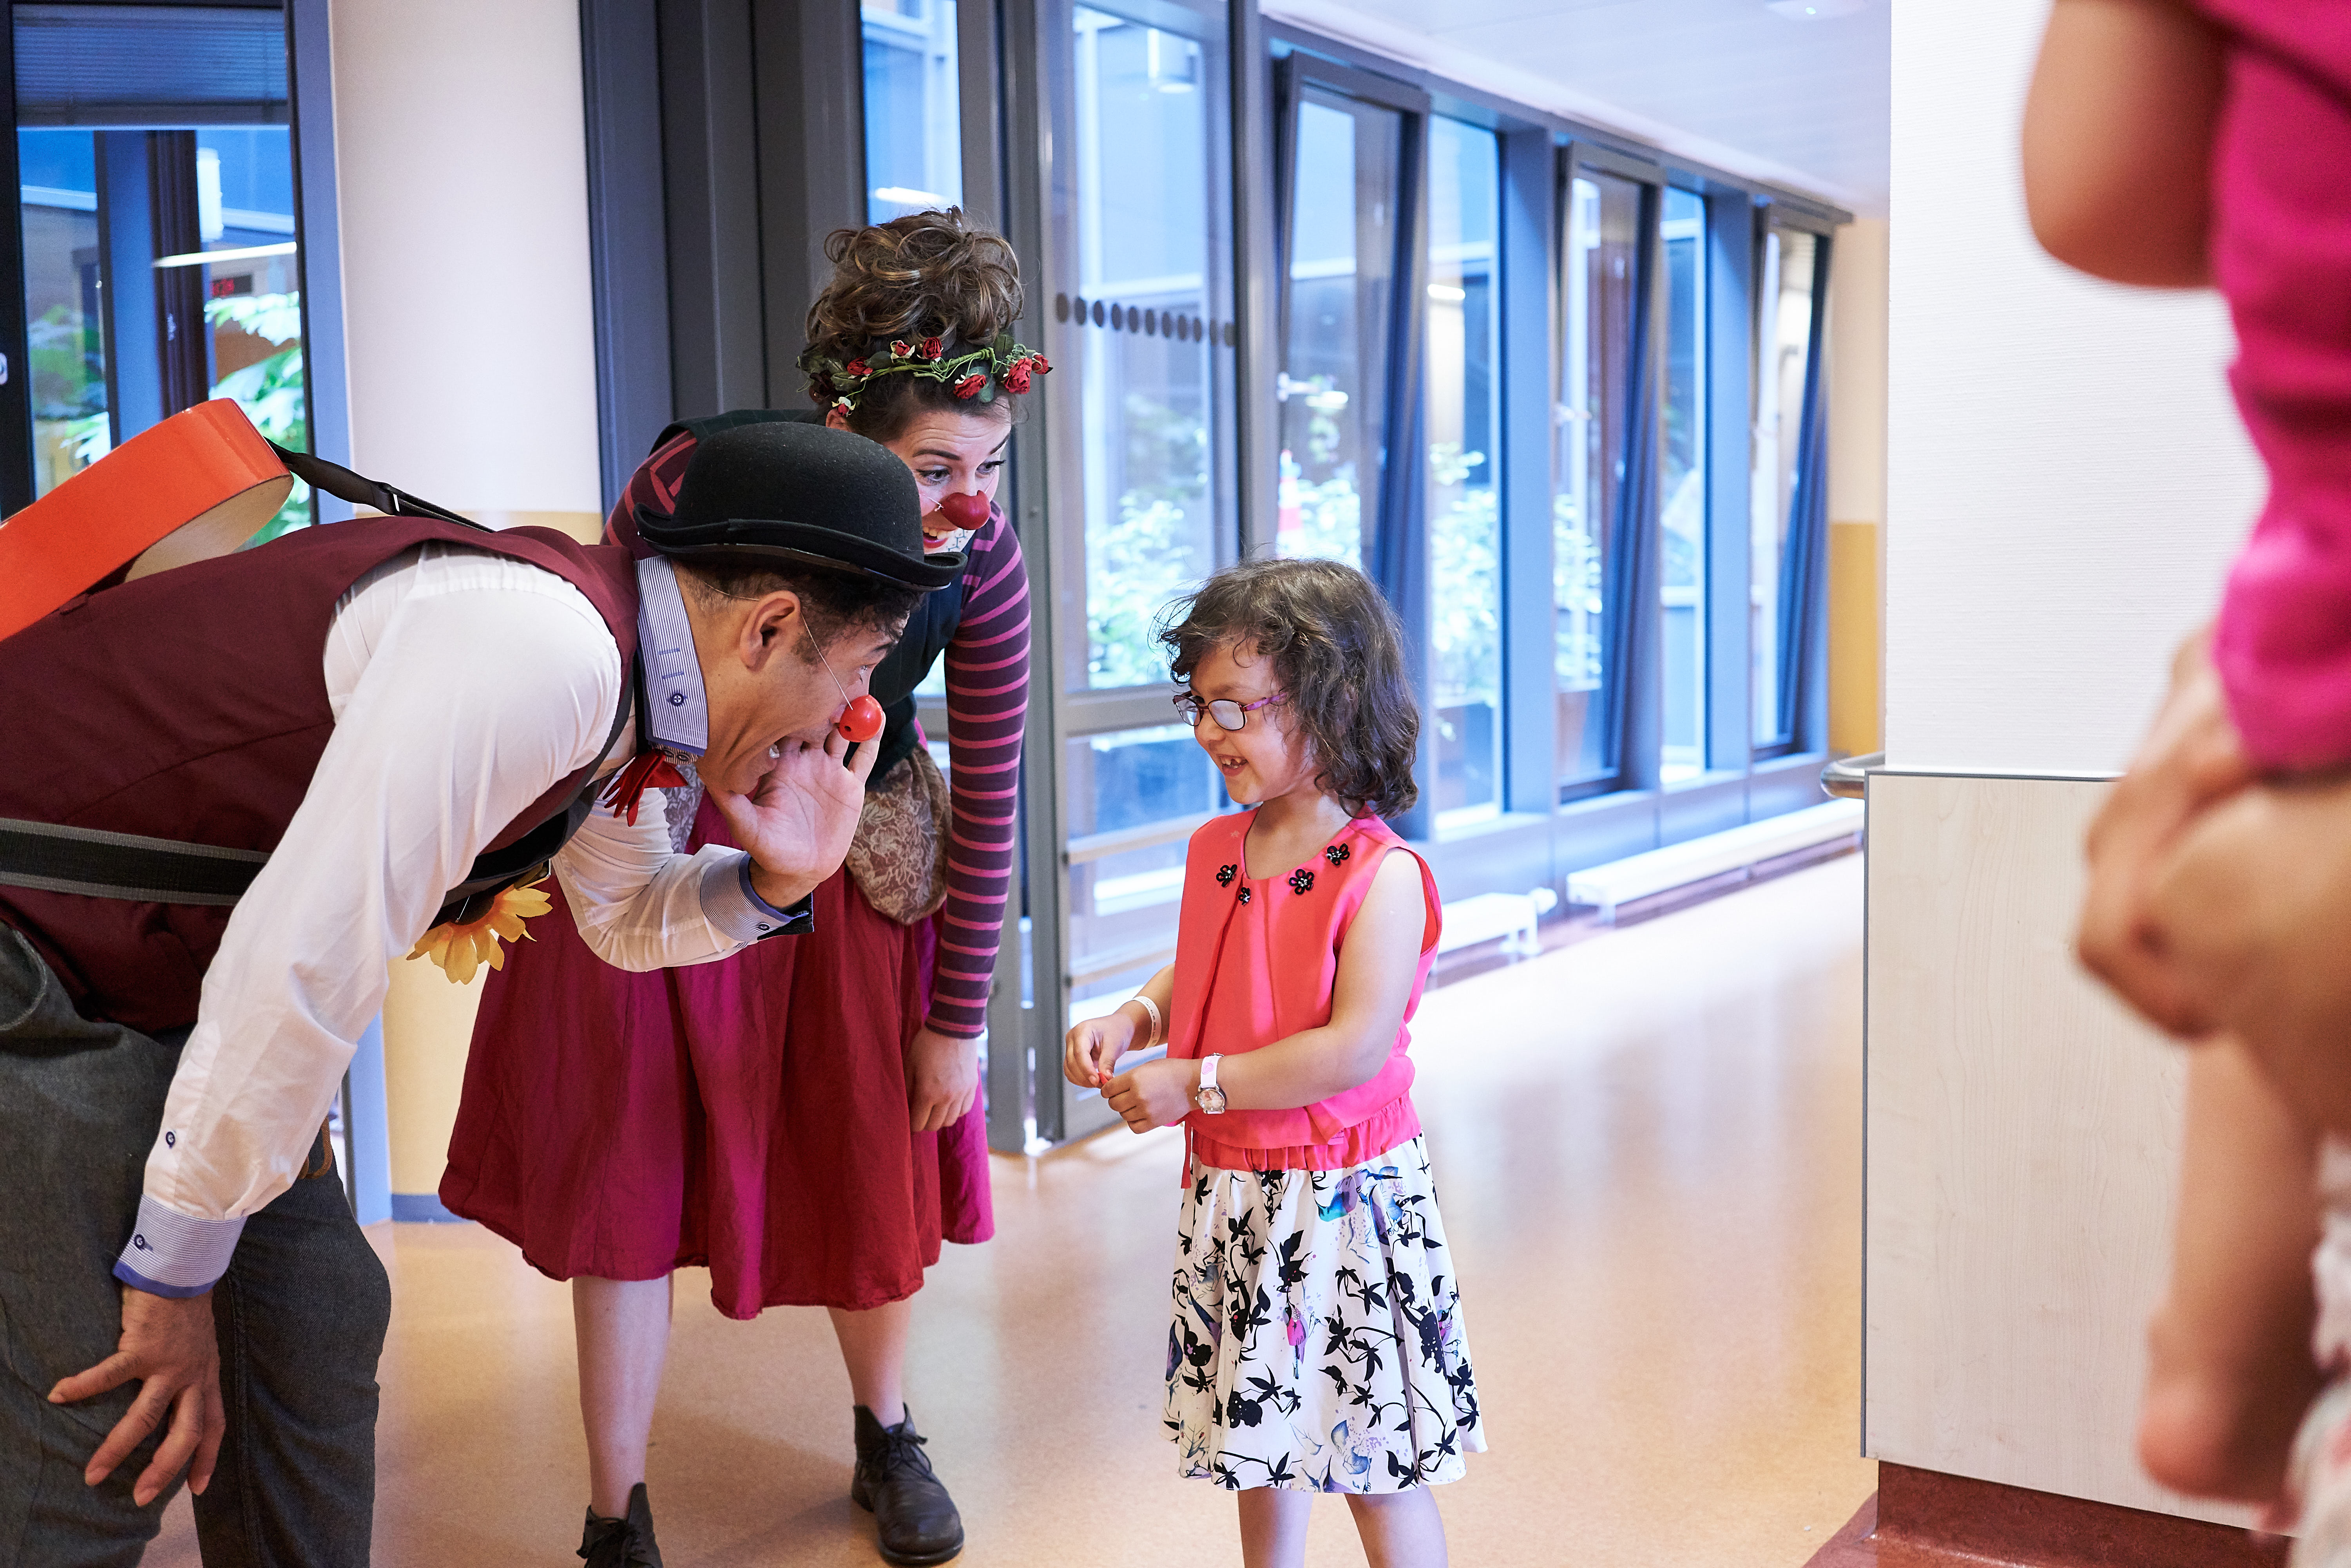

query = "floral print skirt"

[
  {"left": 1164, "top": 1135, "right": 1485, "bottom": 1493},
  {"left": 2290, "top": 1372, "right": 2351, "bottom": 1564}
]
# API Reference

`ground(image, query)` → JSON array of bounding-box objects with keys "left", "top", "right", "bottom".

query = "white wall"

[
  {"left": 329, "top": 0, "right": 602, "bottom": 514},
  {"left": 1884, "top": 0, "right": 2260, "bottom": 777}
]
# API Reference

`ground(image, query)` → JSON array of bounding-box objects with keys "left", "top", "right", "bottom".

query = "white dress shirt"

[{"left": 115, "top": 543, "right": 792, "bottom": 1296}]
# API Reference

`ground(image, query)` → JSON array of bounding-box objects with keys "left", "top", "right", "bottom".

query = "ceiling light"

[{"left": 1764, "top": 0, "right": 1870, "bottom": 17}]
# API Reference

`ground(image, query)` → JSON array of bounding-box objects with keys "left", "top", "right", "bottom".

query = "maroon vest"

[{"left": 0, "top": 518, "right": 640, "bottom": 1032}]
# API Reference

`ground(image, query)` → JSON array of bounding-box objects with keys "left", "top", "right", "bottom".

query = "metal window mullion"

[
  {"left": 1378, "top": 104, "right": 1435, "bottom": 841},
  {"left": 1231, "top": 0, "right": 1276, "bottom": 561},
  {"left": 578, "top": 0, "right": 673, "bottom": 509},
  {"left": 751, "top": 0, "right": 866, "bottom": 407},
  {"left": 1614, "top": 176, "right": 1667, "bottom": 817},
  {"left": 958, "top": 0, "right": 1007, "bottom": 231},
  {"left": 1702, "top": 189, "right": 1755, "bottom": 784},
  {"left": 1497, "top": 125, "right": 1556, "bottom": 825},
  {"left": 1779, "top": 228, "right": 1835, "bottom": 757},
  {"left": 991, "top": 0, "right": 1070, "bottom": 1150}
]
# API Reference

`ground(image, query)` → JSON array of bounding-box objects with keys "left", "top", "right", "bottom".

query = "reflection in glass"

[
  {"left": 1063, "top": 724, "right": 1228, "bottom": 1011},
  {"left": 1274, "top": 90, "right": 1399, "bottom": 569},
  {"left": 1751, "top": 227, "right": 1818, "bottom": 747},
  {"left": 14, "top": 7, "right": 307, "bottom": 534},
  {"left": 861, "top": 0, "right": 962, "bottom": 225},
  {"left": 1659, "top": 187, "right": 1707, "bottom": 783},
  {"left": 1426, "top": 117, "right": 1502, "bottom": 827},
  {"left": 1556, "top": 170, "right": 1641, "bottom": 791},
  {"left": 1072, "top": 4, "right": 1230, "bottom": 690},
  {"left": 17, "top": 129, "right": 105, "bottom": 498}
]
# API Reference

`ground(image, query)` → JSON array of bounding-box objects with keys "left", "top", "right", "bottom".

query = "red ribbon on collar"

[{"left": 601, "top": 749, "right": 691, "bottom": 826}]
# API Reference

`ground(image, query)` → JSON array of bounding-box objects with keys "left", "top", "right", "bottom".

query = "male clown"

[{"left": 0, "top": 420, "right": 949, "bottom": 1564}]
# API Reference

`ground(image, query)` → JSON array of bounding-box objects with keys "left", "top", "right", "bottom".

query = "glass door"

[
  {"left": 13, "top": 3, "right": 310, "bottom": 536},
  {"left": 1036, "top": 0, "right": 1239, "bottom": 1137}
]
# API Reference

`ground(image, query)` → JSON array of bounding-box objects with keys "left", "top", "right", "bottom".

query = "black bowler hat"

[{"left": 635, "top": 420, "right": 962, "bottom": 589}]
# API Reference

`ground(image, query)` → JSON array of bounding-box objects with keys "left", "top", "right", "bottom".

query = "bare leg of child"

[
  {"left": 574, "top": 1274, "right": 676, "bottom": 1518},
  {"left": 1238, "top": 1487, "right": 1313, "bottom": 1568},
  {"left": 1344, "top": 1489, "right": 1447, "bottom": 1568},
  {"left": 2139, "top": 1037, "right": 2322, "bottom": 1503}
]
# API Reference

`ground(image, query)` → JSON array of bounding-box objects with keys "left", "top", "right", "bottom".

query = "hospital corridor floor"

[{"left": 148, "top": 854, "right": 1873, "bottom": 1567}]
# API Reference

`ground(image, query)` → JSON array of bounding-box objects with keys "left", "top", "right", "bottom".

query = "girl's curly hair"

[
  {"left": 804, "top": 208, "right": 1025, "bottom": 441},
  {"left": 1158, "top": 558, "right": 1420, "bottom": 820}
]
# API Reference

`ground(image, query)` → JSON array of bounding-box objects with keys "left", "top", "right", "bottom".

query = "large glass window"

[
  {"left": 1063, "top": 724, "right": 1228, "bottom": 1014},
  {"left": 1751, "top": 225, "right": 1819, "bottom": 748},
  {"left": 1556, "top": 169, "right": 1642, "bottom": 792},
  {"left": 1425, "top": 117, "right": 1502, "bottom": 828},
  {"left": 861, "top": 0, "right": 963, "bottom": 224},
  {"left": 1274, "top": 89, "right": 1401, "bottom": 569},
  {"left": 1659, "top": 186, "right": 1708, "bottom": 783},
  {"left": 1070, "top": 4, "right": 1233, "bottom": 690},
  {"left": 15, "top": 5, "right": 307, "bottom": 534}
]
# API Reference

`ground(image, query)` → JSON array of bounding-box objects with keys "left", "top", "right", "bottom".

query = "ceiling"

[{"left": 1260, "top": 0, "right": 1891, "bottom": 217}]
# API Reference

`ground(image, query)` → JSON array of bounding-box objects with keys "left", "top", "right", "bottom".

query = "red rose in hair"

[
  {"left": 845, "top": 358, "right": 871, "bottom": 378},
  {"left": 922, "top": 337, "right": 945, "bottom": 360},
  {"left": 1004, "top": 360, "right": 1032, "bottom": 394},
  {"left": 952, "top": 373, "right": 986, "bottom": 399},
  {"left": 1032, "top": 354, "right": 1052, "bottom": 375},
  {"left": 889, "top": 340, "right": 912, "bottom": 359}
]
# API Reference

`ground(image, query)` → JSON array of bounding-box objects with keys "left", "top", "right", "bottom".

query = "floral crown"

[{"left": 799, "top": 330, "right": 1051, "bottom": 412}]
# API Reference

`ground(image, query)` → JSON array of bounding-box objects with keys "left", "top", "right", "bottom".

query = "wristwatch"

[{"left": 1193, "top": 1054, "right": 1227, "bottom": 1115}]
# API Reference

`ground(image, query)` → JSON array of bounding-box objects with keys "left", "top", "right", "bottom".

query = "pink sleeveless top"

[
  {"left": 2194, "top": 4, "right": 2351, "bottom": 769},
  {"left": 1166, "top": 811, "right": 1442, "bottom": 1171}
]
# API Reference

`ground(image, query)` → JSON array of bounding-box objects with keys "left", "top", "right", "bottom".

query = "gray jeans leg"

[
  {"left": 0, "top": 927, "right": 389, "bottom": 1567},
  {"left": 0, "top": 926, "right": 186, "bottom": 1568},
  {"left": 192, "top": 1139, "right": 389, "bottom": 1568}
]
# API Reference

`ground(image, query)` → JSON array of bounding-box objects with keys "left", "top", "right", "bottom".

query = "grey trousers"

[{"left": 0, "top": 926, "right": 391, "bottom": 1566}]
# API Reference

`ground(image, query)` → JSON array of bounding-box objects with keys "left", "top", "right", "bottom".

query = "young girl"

[
  {"left": 2025, "top": 6, "right": 2351, "bottom": 1555},
  {"left": 1062, "top": 559, "right": 1483, "bottom": 1568}
]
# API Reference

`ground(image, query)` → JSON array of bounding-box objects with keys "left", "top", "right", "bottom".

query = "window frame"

[
  {"left": 1549, "top": 143, "right": 1665, "bottom": 808},
  {"left": 1267, "top": 51, "right": 1429, "bottom": 578}
]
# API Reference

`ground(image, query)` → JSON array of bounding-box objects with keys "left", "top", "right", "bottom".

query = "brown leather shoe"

[{"left": 850, "top": 1405, "right": 965, "bottom": 1566}]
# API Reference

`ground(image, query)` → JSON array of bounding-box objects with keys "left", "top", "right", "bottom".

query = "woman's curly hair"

[
  {"left": 1158, "top": 558, "right": 1420, "bottom": 820},
  {"left": 804, "top": 208, "right": 1025, "bottom": 441}
]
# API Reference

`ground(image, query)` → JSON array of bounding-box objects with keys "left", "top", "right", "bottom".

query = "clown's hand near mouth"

[{"left": 709, "top": 729, "right": 878, "bottom": 911}]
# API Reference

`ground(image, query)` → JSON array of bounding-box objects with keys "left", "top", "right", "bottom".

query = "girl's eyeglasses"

[{"left": 1175, "top": 691, "right": 1288, "bottom": 731}]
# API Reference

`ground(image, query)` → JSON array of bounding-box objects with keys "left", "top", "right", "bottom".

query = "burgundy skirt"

[{"left": 440, "top": 802, "right": 994, "bottom": 1320}]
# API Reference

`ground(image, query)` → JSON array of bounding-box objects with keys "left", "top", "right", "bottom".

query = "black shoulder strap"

[
  {"left": 0, "top": 618, "right": 639, "bottom": 919},
  {"left": 270, "top": 443, "right": 487, "bottom": 532}
]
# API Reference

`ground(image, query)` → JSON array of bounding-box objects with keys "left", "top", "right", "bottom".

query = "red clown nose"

[
  {"left": 937, "top": 491, "right": 989, "bottom": 531},
  {"left": 837, "top": 695, "right": 886, "bottom": 742}
]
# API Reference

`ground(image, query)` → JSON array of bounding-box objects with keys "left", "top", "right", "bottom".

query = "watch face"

[{"left": 1196, "top": 1084, "right": 1228, "bottom": 1114}]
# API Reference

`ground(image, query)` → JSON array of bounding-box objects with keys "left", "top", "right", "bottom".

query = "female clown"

[{"left": 441, "top": 208, "right": 1034, "bottom": 1568}]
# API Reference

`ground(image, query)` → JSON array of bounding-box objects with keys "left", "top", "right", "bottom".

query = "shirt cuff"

[
  {"left": 700, "top": 852, "right": 816, "bottom": 942},
  {"left": 112, "top": 1196, "right": 244, "bottom": 1298}
]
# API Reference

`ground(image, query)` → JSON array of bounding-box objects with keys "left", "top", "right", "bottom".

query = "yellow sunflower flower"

[{"left": 406, "top": 878, "right": 554, "bottom": 985}]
